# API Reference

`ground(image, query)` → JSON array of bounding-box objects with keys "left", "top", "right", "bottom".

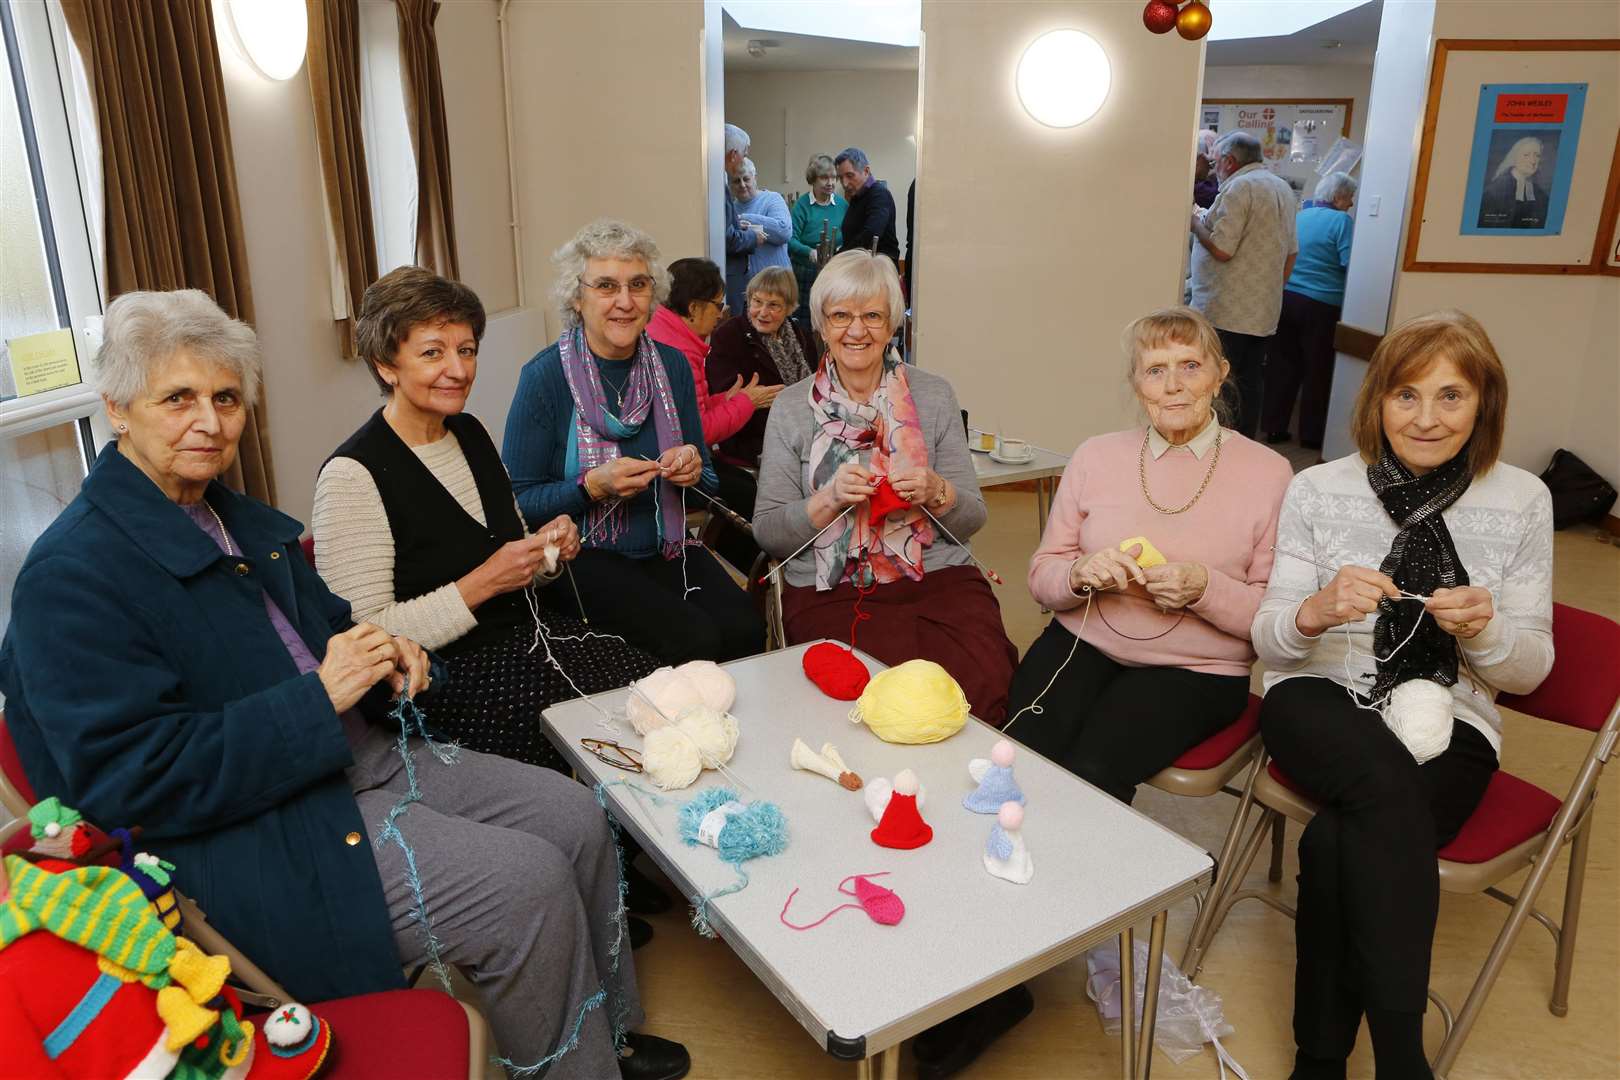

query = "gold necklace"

[
  {"left": 1138, "top": 427, "right": 1223, "bottom": 515},
  {"left": 202, "top": 500, "right": 236, "bottom": 556}
]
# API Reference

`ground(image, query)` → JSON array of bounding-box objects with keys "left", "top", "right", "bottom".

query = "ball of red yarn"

[{"left": 803, "top": 642, "right": 871, "bottom": 700}]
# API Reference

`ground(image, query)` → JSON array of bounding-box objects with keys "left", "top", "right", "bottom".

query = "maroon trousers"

[{"left": 782, "top": 564, "right": 1019, "bottom": 727}]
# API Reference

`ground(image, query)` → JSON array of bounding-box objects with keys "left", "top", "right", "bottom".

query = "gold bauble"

[{"left": 1177, "top": 1, "right": 1213, "bottom": 41}]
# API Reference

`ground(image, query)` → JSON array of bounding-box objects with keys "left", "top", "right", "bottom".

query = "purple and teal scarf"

[{"left": 557, "top": 326, "right": 688, "bottom": 557}]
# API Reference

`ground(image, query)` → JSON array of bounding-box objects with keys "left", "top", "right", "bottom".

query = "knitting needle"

[
  {"left": 1271, "top": 547, "right": 1429, "bottom": 601},
  {"left": 915, "top": 504, "right": 1005, "bottom": 585},
  {"left": 760, "top": 504, "right": 856, "bottom": 583},
  {"left": 633, "top": 455, "right": 755, "bottom": 533}
]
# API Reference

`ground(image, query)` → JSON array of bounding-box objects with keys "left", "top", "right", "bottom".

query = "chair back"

[
  {"left": 300, "top": 535, "right": 317, "bottom": 569},
  {"left": 0, "top": 710, "right": 38, "bottom": 819},
  {"left": 1496, "top": 603, "right": 1620, "bottom": 733}
]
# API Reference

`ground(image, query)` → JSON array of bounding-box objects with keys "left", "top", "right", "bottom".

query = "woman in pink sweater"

[
  {"left": 646, "top": 258, "right": 778, "bottom": 569},
  {"left": 1007, "top": 307, "right": 1293, "bottom": 803}
]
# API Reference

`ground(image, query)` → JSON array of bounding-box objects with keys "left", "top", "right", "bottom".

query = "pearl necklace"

[{"left": 202, "top": 500, "right": 235, "bottom": 556}]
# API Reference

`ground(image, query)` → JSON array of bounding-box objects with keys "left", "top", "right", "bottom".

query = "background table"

[
  {"left": 971, "top": 445, "right": 1069, "bottom": 539},
  {"left": 543, "top": 643, "right": 1212, "bottom": 1078}
]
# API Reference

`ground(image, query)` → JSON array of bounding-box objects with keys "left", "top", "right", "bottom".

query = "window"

[
  {"left": 1, "top": 0, "right": 103, "bottom": 652},
  {"left": 358, "top": 0, "right": 417, "bottom": 275}
]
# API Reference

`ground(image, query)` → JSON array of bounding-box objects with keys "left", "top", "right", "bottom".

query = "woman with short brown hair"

[{"left": 1252, "top": 309, "right": 1552, "bottom": 1078}]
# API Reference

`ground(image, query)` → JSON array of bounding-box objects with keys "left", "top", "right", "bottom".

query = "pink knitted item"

[{"left": 779, "top": 873, "right": 905, "bottom": 929}]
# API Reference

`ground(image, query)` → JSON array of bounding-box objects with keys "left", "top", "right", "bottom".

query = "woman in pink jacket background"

[{"left": 646, "top": 257, "right": 779, "bottom": 570}]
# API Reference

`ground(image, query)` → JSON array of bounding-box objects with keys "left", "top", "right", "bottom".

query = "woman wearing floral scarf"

[
  {"left": 503, "top": 220, "right": 765, "bottom": 665},
  {"left": 753, "top": 250, "right": 1017, "bottom": 724}
]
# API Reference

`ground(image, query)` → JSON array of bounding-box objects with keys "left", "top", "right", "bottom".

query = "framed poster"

[
  {"left": 1200, "top": 99, "right": 1353, "bottom": 202},
  {"left": 1596, "top": 128, "right": 1620, "bottom": 276},
  {"left": 1459, "top": 84, "right": 1586, "bottom": 235},
  {"left": 1404, "top": 40, "right": 1620, "bottom": 274}
]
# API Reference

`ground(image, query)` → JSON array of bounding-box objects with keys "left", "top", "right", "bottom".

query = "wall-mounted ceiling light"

[
  {"left": 1016, "top": 29, "right": 1110, "bottom": 129},
  {"left": 224, "top": 0, "right": 308, "bottom": 81}
]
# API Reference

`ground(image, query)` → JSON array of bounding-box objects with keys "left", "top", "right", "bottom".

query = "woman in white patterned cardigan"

[{"left": 1251, "top": 310, "right": 1553, "bottom": 1080}]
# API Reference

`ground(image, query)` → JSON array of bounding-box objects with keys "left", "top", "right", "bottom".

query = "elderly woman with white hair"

[
  {"left": 753, "top": 249, "right": 1017, "bottom": 725},
  {"left": 731, "top": 156, "right": 792, "bottom": 279},
  {"left": 1263, "top": 170, "right": 1359, "bottom": 449},
  {"left": 0, "top": 289, "right": 691, "bottom": 1080},
  {"left": 504, "top": 218, "right": 765, "bottom": 665},
  {"left": 1478, "top": 135, "right": 1548, "bottom": 229}
]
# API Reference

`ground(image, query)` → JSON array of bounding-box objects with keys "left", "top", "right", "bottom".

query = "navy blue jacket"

[{"left": 0, "top": 446, "right": 405, "bottom": 1000}]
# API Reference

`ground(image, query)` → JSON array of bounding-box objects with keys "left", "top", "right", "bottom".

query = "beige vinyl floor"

[{"left": 615, "top": 492, "right": 1620, "bottom": 1080}]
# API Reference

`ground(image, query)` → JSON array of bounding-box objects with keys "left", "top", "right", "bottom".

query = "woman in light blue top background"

[
  {"left": 730, "top": 157, "right": 792, "bottom": 277},
  {"left": 1263, "top": 171, "right": 1357, "bottom": 450}
]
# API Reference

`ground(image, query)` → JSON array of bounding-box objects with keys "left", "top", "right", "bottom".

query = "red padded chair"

[
  {"left": 1145, "top": 694, "right": 1281, "bottom": 952},
  {"left": 0, "top": 711, "right": 491, "bottom": 1078},
  {"left": 301, "top": 535, "right": 317, "bottom": 568},
  {"left": 1181, "top": 603, "right": 1620, "bottom": 1074}
]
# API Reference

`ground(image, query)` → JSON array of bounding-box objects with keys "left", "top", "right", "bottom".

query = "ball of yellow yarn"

[
  {"left": 849, "top": 660, "right": 969, "bottom": 744},
  {"left": 1118, "top": 536, "right": 1167, "bottom": 569}
]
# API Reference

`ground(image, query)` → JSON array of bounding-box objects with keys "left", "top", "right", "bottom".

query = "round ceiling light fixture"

[
  {"left": 1016, "top": 29, "right": 1111, "bottom": 129},
  {"left": 224, "top": 0, "right": 308, "bottom": 81}
]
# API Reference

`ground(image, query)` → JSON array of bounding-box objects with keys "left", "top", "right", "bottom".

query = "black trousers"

[
  {"left": 1261, "top": 677, "right": 1497, "bottom": 1066},
  {"left": 1006, "top": 621, "right": 1250, "bottom": 804},
  {"left": 711, "top": 462, "right": 762, "bottom": 575},
  {"left": 1262, "top": 290, "right": 1341, "bottom": 447},
  {"left": 1216, "top": 328, "right": 1270, "bottom": 439},
  {"left": 549, "top": 547, "right": 765, "bottom": 666}
]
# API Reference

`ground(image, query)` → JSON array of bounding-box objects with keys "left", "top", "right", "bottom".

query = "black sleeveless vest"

[{"left": 325, "top": 410, "right": 526, "bottom": 657}]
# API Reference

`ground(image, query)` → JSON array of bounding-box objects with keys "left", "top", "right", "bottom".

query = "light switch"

[{"left": 1368, "top": 196, "right": 1382, "bottom": 217}]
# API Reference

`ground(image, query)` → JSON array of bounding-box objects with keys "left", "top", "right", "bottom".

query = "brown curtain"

[
  {"left": 307, "top": 0, "right": 378, "bottom": 357},
  {"left": 60, "top": 0, "right": 275, "bottom": 504},
  {"left": 395, "top": 0, "right": 458, "bottom": 277}
]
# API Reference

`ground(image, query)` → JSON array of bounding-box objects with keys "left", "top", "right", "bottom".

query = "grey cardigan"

[{"left": 752, "top": 363, "right": 988, "bottom": 589}]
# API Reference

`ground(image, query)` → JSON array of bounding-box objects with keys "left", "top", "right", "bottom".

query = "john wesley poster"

[{"left": 1461, "top": 83, "right": 1585, "bottom": 235}]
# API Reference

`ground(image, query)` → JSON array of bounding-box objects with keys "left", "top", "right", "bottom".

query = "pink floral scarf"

[{"left": 807, "top": 351, "right": 932, "bottom": 590}]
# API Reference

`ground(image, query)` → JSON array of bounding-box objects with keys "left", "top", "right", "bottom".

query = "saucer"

[{"left": 990, "top": 448, "right": 1035, "bottom": 465}]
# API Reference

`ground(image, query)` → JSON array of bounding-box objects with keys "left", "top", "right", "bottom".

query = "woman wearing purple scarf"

[{"left": 504, "top": 219, "right": 766, "bottom": 664}]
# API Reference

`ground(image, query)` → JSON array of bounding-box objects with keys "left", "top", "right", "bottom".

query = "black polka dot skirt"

[{"left": 426, "top": 614, "right": 660, "bottom": 773}]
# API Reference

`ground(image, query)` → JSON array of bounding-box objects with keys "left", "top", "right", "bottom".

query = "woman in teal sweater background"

[{"left": 789, "top": 154, "right": 847, "bottom": 328}]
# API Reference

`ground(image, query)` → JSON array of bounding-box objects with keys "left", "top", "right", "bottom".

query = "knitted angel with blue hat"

[
  {"left": 984, "top": 802, "right": 1033, "bottom": 884},
  {"left": 963, "top": 739, "right": 1025, "bottom": 814}
]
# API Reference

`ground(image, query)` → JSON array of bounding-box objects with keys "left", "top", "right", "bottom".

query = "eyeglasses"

[
  {"left": 579, "top": 276, "right": 655, "bottom": 299},
  {"left": 701, "top": 297, "right": 729, "bottom": 313},
  {"left": 749, "top": 298, "right": 787, "bottom": 316},
  {"left": 580, "top": 738, "right": 643, "bottom": 772},
  {"left": 824, "top": 310, "right": 888, "bottom": 329}
]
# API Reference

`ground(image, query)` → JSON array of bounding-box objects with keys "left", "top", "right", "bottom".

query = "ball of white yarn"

[
  {"left": 1384, "top": 679, "right": 1454, "bottom": 764},
  {"left": 626, "top": 667, "right": 707, "bottom": 735},
  {"left": 676, "top": 660, "right": 737, "bottom": 713},
  {"left": 677, "top": 705, "right": 739, "bottom": 766},
  {"left": 643, "top": 725, "right": 703, "bottom": 790}
]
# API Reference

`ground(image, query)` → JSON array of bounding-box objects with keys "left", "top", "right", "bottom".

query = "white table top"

[
  {"left": 970, "top": 445, "right": 1069, "bottom": 487},
  {"left": 542, "top": 642, "right": 1212, "bottom": 1059}
]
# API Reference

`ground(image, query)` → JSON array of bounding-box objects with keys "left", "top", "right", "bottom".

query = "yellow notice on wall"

[{"left": 6, "top": 328, "right": 82, "bottom": 397}]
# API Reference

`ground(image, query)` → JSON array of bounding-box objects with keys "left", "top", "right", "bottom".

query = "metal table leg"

[
  {"left": 1136, "top": 911, "right": 1169, "bottom": 1080},
  {"left": 1118, "top": 926, "right": 1136, "bottom": 1080}
]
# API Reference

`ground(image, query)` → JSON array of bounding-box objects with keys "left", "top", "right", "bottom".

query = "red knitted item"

[
  {"left": 802, "top": 642, "right": 870, "bottom": 700},
  {"left": 867, "top": 476, "right": 910, "bottom": 523},
  {"left": 779, "top": 873, "right": 905, "bottom": 929},
  {"left": 871, "top": 792, "right": 933, "bottom": 849}
]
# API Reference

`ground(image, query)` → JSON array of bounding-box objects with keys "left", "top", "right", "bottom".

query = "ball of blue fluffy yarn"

[{"left": 677, "top": 787, "right": 789, "bottom": 866}]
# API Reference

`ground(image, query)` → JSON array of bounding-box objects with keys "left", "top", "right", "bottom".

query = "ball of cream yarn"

[
  {"left": 1384, "top": 679, "right": 1454, "bottom": 764},
  {"left": 643, "top": 726, "right": 703, "bottom": 790},
  {"left": 677, "top": 705, "right": 739, "bottom": 766},
  {"left": 627, "top": 661, "right": 738, "bottom": 735}
]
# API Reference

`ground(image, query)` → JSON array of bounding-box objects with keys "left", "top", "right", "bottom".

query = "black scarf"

[{"left": 1367, "top": 443, "right": 1472, "bottom": 701}]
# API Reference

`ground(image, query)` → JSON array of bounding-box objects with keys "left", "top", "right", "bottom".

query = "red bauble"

[
  {"left": 1142, "top": 0, "right": 1178, "bottom": 34},
  {"left": 1177, "top": 1, "right": 1214, "bottom": 41}
]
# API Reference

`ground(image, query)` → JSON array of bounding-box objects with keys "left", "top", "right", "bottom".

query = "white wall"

[
  {"left": 1384, "top": 0, "right": 1620, "bottom": 483},
  {"left": 725, "top": 69, "right": 918, "bottom": 248},
  {"left": 913, "top": 1, "right": 1205, "bottom": 453},
  {"left": 215, "top": 0, "right": 537, "bottom": 524},
  {"left": 1202, "top": 62, "right": 1371, "bottom": 153}
]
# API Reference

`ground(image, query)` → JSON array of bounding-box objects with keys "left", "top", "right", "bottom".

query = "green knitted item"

[{"left": 0, "top": 855, "right": 175, "bottom": 988}]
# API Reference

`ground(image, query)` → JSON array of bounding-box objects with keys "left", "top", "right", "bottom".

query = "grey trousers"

[{"left": 348, "top": 724, "right": 642, "bottom": 1077}]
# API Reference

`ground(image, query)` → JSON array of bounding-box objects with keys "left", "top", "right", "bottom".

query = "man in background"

[
  {"left": 1189, "top": 130, "right": 1298, "bottom": 438},
  {"left": 835, "top": 147, "right": 900, "bottom": 266},
  {"left": 724, "top": 123, "right": 764, "bottom": 312}
]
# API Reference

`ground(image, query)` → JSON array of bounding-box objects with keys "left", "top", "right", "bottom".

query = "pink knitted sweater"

[
  {"left": 1027, "top": 428, "right": 1293, "bottom": 676},
  {"left": 646, "top": 305, "right": 753, "bottom": 445}
]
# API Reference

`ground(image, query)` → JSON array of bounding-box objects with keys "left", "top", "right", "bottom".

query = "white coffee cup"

[{"left": 998, "top": 437, "right": 1030, "bottom": 460}]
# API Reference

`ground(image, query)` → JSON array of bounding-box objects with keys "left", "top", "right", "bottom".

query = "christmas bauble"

[
  {"left": 1177, "top": 1, "right": 1214, "bottom": 41},
  {"left": 1143, "top": 0, "right": 1178, "bottom": 34}
]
